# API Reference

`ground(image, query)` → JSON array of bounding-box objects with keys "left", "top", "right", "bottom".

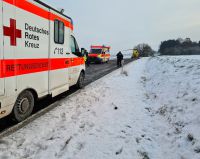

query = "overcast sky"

[{"left": 43, "top": 0, "right": 200, "bottom": 54}]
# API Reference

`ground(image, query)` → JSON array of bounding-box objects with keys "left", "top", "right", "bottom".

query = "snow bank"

[
  {"left": 0, "top": 56, "right": 200, "bottom": 159},
  {"left": 144, "top": 56, "right": 200, "bottom": 159}
]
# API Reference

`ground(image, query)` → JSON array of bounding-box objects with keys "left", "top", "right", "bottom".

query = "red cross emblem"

[{"left": 3, "top": 18, "right": 22, "bottom": 46}]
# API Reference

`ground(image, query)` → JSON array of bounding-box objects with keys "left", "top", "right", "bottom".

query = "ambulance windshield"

[{"left": 90, "top": 49, "right": 102, "bottom": 54}]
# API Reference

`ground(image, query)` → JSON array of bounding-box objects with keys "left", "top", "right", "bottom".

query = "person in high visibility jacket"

[
  {"left": 132, "top": 49, "right": 139, "bottom": 59},
  {"left": 83, "top": 49, "right": 90, "bottom": 67},
  {"left": 83, "top": 54, "right": 87, "bottom": 62},
  {"left": 81, "top": 48, "right": 87, "bottom": 62}
]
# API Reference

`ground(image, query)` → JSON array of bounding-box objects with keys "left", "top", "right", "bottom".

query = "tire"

[
  {"left": 76, "top": 72, "right": 85, "bottom": 89},
  {"left": 12, "top": 90, "right": 34, "bottom": 122}
]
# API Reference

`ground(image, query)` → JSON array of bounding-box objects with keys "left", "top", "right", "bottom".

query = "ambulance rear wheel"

[
  {"left": 12, "top": 90, "right": 34, "bottom": 122},
  {"left": 76, "top": 72, "right": 85, "bottom": 89}
]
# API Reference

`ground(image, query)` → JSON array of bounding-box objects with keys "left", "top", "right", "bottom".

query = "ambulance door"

[
  {"left": 0, "top": 1, "right": 4, "bottom": 96},
  {"left": 69, "top": 35, "right": 81, "bottom": 85},
  {"left": 49, "top": 11, "right": 70, "bottom": 97},
  {"left": 2, "top": 1, "right": 16, "bottom": 97}
]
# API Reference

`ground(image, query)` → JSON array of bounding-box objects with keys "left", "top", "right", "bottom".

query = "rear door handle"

[{"left": 66, "top": 52, "right": 70, "bottom": 55}]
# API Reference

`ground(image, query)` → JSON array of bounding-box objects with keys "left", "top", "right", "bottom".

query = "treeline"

[
  {"left": 134, "top": 43, "right": 155, "bottom": 57},
  {"left": 159, "top": 38, "right": 200, "bottom": 55}
]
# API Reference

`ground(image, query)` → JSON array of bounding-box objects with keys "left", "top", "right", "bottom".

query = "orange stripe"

[
  {"left": 71, "top": 57, "right": 85, "bottom": 67},
  {"left": 3, "top": 0, "right": 73, "bottom": 30},
  {"left": 0, "top": 58, "right": 84, "bottom": 78},
  {"left": 89, "top": 54, "right": 110, "bottom": 58}
]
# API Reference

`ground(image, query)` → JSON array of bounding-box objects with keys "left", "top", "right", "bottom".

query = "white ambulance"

[{"left": 0, "top": 0, "right": 85, "bottom": 122}]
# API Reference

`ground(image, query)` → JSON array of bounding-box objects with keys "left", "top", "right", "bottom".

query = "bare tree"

[{"left": 134, "top": 43, "right": 154, "bottom": 57}]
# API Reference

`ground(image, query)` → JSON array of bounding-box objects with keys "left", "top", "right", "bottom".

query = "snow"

[
  {"left": 0, "top": 56, "right": 200, "bottom": 159},
  {"left": 161, "top": 55, "right": 200, "bottom": 60}
]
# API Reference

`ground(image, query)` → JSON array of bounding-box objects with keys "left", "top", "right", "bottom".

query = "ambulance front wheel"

[
  {"left": 12, "top": 90, "right": 34, "bottom": 122},
  {"left": 76, "top": 71, "right": 85, "bottom": 89}
]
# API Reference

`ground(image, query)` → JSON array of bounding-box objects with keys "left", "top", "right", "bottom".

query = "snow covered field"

[{"left": 0, "top": 56, "right": 200, "bottom": 159}]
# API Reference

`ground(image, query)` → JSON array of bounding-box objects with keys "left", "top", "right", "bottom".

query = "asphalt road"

[
  {"left": 0, "top": 59, "right": 133, "bottom": 135},
  {"left": 84, "top": 59, "right": 133, "bottom": 85}
]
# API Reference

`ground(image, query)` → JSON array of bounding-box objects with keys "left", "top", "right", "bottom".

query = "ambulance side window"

[
  {"left": 54, "top": 20, "right": 65, "bottom": 44},
  {"left": 70, "top": 36, "right": 82, "bottom": 57},
  {"left": 70, "top": 36, "right": 76, "bottom": 53}
]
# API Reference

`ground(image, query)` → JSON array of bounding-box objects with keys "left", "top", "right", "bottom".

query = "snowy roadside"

[
  {"left": 143, "top": 56, "right": 200, "bottom": 159},
  {"left": 0, "top": 56, "right": 200, "bottom": 159}
]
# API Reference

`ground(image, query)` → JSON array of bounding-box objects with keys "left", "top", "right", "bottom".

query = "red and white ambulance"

[
  {"left": 88, "top": 45, "right": 111, "bottom": 63},
  {"left": 0, "top": 0, "right": 85, "bottom": 122}
]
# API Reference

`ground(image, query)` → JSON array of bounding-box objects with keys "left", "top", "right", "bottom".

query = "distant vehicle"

[
  {"left": 0, "top": 0, "right": 85, "bottom": 122},
  {"left": 88, "top": 45, "right": 111, "bottom": 63},
  {"left": 131, "top": 49, "right": 139, "bottom": 59}
]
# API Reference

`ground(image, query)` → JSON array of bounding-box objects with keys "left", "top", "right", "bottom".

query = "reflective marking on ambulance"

[{"left": 0, "top": 58, "right": 84, "bottom": 78}]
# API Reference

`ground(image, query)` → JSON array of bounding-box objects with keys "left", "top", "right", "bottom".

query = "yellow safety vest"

[{"left": 83, "top": 55, "right": 87, "bottom": 62}]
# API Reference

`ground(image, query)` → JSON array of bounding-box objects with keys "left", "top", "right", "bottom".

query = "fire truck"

[
  {"left": 88, "top": 45, "right": 111, "bottom": 63},
  {"left": 0, "top": 0, "right": 85, "bottom": 122}
]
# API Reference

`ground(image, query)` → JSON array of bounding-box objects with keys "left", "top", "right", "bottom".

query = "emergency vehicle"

[
  {"left": 88, "top": 45, "right": 111, "bottom": 63},
  {"left": 0, "top": 0, "right": 85, "bottom": 122},
  {"left": 131, "top": 49, "right": 139, "bottom": 59}
]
